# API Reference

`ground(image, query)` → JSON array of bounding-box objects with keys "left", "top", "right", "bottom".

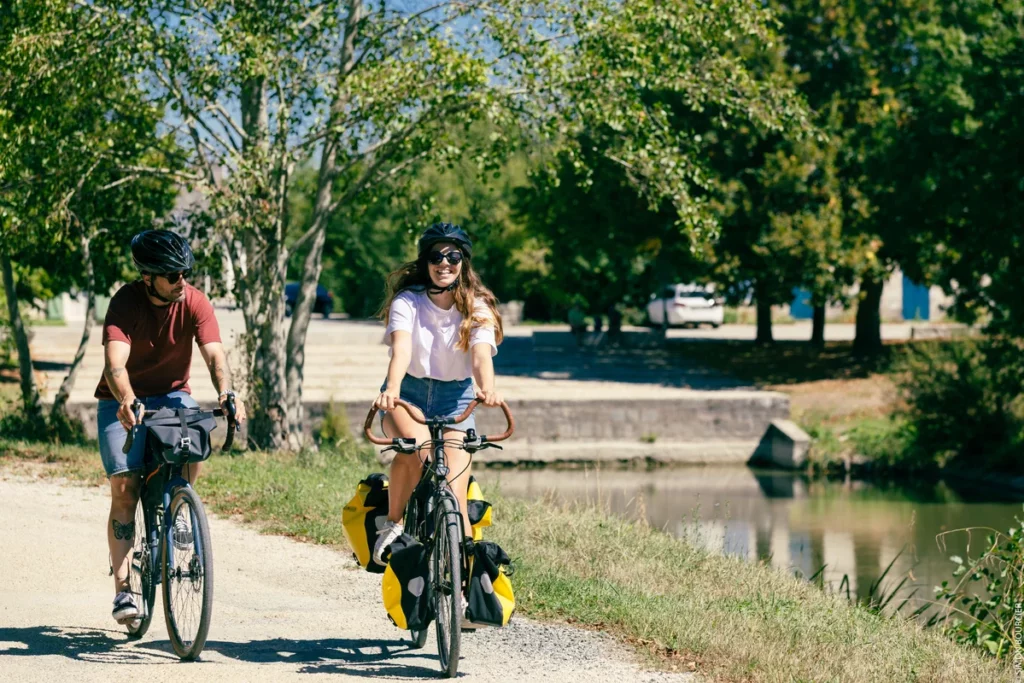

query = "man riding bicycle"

[{"left": 94, "top": 229, "right": 246, "bottom": 625}]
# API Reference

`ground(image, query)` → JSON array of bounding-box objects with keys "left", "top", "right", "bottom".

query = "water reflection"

[{"left": 477, "top": 465, "right": 1024, "bottom": 614}]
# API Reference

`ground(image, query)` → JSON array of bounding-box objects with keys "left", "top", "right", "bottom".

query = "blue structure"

[
  {"left": 790, "top": 275, "right": 932, "bottom": 321},
  {"left": 902, "top": 274, "right": 930, "bottom": 321},
  {"left": 789, "top": 288, "right": 813, "bottom": 320}
]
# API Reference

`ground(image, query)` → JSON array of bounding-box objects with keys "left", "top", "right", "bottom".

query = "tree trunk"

[
  {"left": 285, "top": 215, "right": 328, "bottom": 448},
  {"left": 811, "top": 303, "right": 826, "bottom": 348},
  {"left": 755, "top": 284, "right": 773, "bottom": 345},
  {"left": 284, "top": 0, "right": 362, "bottom": 446},
  {"left": 51, "top": 232, "right": 96, "bottom": 420},
  {"left": 237, "top": 235, "right": 290, "bottom": 450},
  {"left": 854, "top": 275, "right": 884, "bottom": 354},
  {"left": 235, "top": 74, "right": 293, "bottom": 450},
  {"left": 1, "top": 253, "right": 43, "bottom": 425}
]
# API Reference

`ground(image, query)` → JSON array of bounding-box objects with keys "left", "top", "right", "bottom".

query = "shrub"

[
  {"left": 893, "top": 337, "right": 1024, "bottom": 473},
  {"left": 933, "top": 510, "right": 1024, "bottom": 660}
]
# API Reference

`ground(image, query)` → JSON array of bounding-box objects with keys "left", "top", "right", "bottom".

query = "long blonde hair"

[{"left": 379, "top": 252, "right": 504, "bottom": 351}]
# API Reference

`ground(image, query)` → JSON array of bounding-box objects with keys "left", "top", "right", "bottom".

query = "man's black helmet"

[
  {"left": 131, "top": 230, "right": 196, "bottom": 274},
  {"left": 418, "top": 222, "right": 472, "bottom": 260}
]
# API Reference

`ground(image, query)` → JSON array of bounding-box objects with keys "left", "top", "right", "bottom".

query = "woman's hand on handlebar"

[
  {"left": 375, "top": 386, "right": 401, "bottom": 412},
  {"left": 475, "top": 389, "right": 503, "bottom": 408}
]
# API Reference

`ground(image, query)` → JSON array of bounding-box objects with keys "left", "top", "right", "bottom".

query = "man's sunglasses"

[
  {"left": 428, "top": 250, "right": 463, "bottom": 266},
  {"left": 158, "top": 269, "right": 192, "bottom": 284}
]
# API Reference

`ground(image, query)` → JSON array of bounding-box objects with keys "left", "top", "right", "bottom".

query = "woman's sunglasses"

[
  {"left": 428, "top": 250, "right": 463, "bottom": 266},
  {"left": 159, "top": 269, "right": 192, "bottom": 284}
]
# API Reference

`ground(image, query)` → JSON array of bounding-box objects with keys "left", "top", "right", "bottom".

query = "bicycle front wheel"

[
  {"left": 126, "top": 500, "right": 156, "bottom": 639},
  {"left": 434, "top": 494, "right": 463, "bottom": 678},
  {"left": 162, "top": 486, "right": 214, "bottom": 660}
]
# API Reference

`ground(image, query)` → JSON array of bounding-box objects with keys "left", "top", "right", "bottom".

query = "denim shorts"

[
  {"left": 379, "top": 374, "right": 476, "bottom": 434},
  {"left": 98, "top": 391, "right": 199, "bottom": 477}
]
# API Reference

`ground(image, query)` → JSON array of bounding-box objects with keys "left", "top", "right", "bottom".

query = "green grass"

[{"left": 0, "top": 436, "right": 1009, "bottom": 682}]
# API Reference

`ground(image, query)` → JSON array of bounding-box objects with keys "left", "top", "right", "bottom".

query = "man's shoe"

[
  {"left": 112, "top": 591, "right": 140, "bottom": 624},
  {"left": 172, "top": 515, "right": 193, "bottom": 551}
]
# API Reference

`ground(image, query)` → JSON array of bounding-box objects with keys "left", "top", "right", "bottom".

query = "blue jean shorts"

[
  {"left": 98, "top": 391, "right": 199, "bottom": 477},
  {"left": 380, "top": 374, "right": 477, "bottom": 434}
]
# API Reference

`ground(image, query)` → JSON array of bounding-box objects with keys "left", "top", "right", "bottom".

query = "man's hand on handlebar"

[
  {"left": 219, "top": 391, "right": 246, "bottom": 426},
  {"left": 117, "top": 397, "right": 141, "bottom": 431}
]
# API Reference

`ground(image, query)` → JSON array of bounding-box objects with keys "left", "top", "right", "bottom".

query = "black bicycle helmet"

[
  {"left": 131, "top": 230, "right": 196, "bottom": 274},
  {"left": 418, "top": 222, "right": 472, "bottom": 260}
]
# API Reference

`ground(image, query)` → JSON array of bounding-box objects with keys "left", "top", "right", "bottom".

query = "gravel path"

[{"left": 0, "top": 476, "right": 697, "bottom": 682}]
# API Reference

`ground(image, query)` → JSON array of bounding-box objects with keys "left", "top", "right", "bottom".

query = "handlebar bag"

[{"left": 144, "top": 407, "right": 217, "bottom": 465}]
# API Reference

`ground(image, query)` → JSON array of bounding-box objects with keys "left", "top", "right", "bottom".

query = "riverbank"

[{"left": 0, "top": 436, "right": 1007, "bottom": 682}]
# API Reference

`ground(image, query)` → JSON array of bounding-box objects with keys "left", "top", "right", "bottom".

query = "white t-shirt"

[{"left": 385, "top": 288, "right": 498, "bottom": 382}]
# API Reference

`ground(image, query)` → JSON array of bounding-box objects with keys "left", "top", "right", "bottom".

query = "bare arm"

[
  {"left": 199, "top": 342, "right": 246, "bottom": 422},
  {"left": 472, "top": 342, "right": 501, "bottom": 407},
  {"left": 104, "top": 341, "right": 137, "bottom": 430},
  {"left": 199, "top": 342, "right": 232, "bottom": 394},
  {"left": 376, "top": 330, "right": 412, "bottom": 411}
]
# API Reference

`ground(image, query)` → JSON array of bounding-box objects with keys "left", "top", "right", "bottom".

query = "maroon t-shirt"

[{"left": 94, "top": 282, "right": 222, "bottom": 400}]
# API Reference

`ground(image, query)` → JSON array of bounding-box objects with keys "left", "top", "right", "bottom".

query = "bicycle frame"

[
  {"left": 405, "top": 419, "right": 467, "bottom": 558},
  {"left": 139, "top": 465, "right": 204, "bottom": 593},
  {"left": 127, "top": 400, "right": 236, "bottom": 608}
]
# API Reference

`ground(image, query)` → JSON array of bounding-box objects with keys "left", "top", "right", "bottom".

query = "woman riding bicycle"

[{"left": 372, "top": 222, "right": 504, "bottom": 566}]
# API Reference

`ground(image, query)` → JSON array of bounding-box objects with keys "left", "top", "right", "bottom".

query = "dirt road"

[{"left": 0, "top": 476, "right": 695, "bottom": 682}]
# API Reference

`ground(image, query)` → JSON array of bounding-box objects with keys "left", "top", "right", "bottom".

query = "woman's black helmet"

[
  {"left": 131, "top": 230, "right": 196, "bottom": 274},
  {"left": 418, "top": 222, "right": 472, "bottom": 259}
]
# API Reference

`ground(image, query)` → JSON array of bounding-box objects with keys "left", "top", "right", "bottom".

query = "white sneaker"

[
  {"left": 372, "top": 520, "right": 404, "bottom": 566},
  {"left": 112, "top": 591, "right": 140, "bottom": 624},
  {"left": 172, "top": 515, "right": 193, "bottom": 551}
]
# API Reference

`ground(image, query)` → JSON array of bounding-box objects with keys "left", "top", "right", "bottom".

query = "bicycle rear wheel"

[
  {"left": 162, "top": 486, "right": 214, "bottom": 660},
  {"left": 434, "top": 494, "right": 463, "bottom": 678},
  {"left": 126, "top": 500, "right": 156, "bottom": 639}
]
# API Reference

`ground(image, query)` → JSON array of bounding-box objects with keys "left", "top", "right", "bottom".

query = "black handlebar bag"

[{"left": 145, "top": 407, "right": 218, "bottom": 464}]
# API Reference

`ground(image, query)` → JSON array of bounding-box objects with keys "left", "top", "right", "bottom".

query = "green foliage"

[
  {"left": 934, "top": 511, "right": 1024, "bottom": 660},
  {"left": 893, "top": 337, "right": 1024, "bottom": 473},
  {"left": 316, "top": 400, "right": 354, "bottom": 451},
  {"left": 0, "top": 400, "right": 87, "bottom": 445}
]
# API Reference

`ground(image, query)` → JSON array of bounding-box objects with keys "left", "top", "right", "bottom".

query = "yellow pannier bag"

[
  {"left": 381, "top": 533, "right": 434, "bottom": 631},
  {"left": 466, "top": 476, "right": 492, "bottom": 541},
  {"left": 341, "top": 473, "right": 389, "bottom": 573},
  {"left": 465, "top": 540, "right": 515, "bottom": 627}
]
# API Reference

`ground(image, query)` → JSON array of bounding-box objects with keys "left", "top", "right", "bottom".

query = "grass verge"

[{"left": 0, "top": 436, "right": 1008, "bottom": 682}]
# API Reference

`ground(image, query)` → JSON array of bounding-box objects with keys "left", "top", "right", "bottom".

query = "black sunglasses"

[
  {"left": 159, "top": 269, "right": 192, "bottom": 284},
  {"left": 428, "top": 250, "right": 463, "bottom": 266}
]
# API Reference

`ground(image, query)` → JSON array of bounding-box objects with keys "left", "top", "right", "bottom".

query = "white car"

[{"left": 646, "top": 284, "right": 724, "bottom": 328}]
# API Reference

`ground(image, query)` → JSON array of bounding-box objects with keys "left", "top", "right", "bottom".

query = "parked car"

[
  {"left": 284, "top": 282, "right": 334, "bottom": 319},
  {"left": 646, "top": 284, "right": 723, "bottom": 328}
]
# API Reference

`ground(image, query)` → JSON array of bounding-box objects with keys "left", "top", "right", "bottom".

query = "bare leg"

[
  {"left": 108, "top": 473, "right": 142, "bottom": 593},
  {"left": 183, "top": 461, "right": 202, "bottom": 486},
  {"left": 382, "top": 411, "right": 431, "bottom": 524}
]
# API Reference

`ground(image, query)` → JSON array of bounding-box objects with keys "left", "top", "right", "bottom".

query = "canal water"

[{"left": 476, "top": 465, "right": 1024, "bottom": 615}]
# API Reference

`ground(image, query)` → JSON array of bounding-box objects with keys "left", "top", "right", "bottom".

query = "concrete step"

[{"left": 467, "top": 440, "right": 768, "bottom": 466}]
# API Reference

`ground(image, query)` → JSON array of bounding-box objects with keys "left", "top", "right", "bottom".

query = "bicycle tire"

[
  {"left": 162, "top": 486, "right": 214, "bottom": 660},
  {"left": 434, "top": 493, "right": 462, "bottom": 678},
  {"left": 126, "top": 500, "right": 156, "bottom": 639}
]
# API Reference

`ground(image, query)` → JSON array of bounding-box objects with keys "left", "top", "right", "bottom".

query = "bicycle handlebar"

[
  {"left": 363, "top": 397, "right": 515, "bottom": 446},
  {"left": 121, "top": 398, "right": 238, "bottom": 455}
]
